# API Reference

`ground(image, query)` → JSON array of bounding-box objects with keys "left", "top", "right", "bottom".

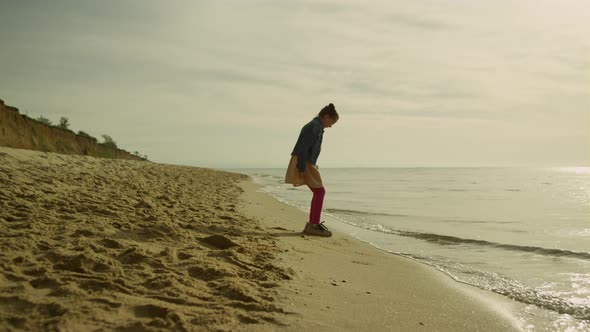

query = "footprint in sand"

[
  {"left": 101, "top": 238, "right": 123, "bottom": 249},
  {"left": 188, "top": 265, "right": 237, "bottom": 281},
  {"left": 132, "top": 304, "right": 170, "bottom": 318},
  {"left": 29, "top": 277, "right": 62, "bottom": 290},
  {"left": 199, "top": 234, "right": 239, "bottom": 250},
  {"left": 177, "top": 252, "right": 192, "bottom": 260}
]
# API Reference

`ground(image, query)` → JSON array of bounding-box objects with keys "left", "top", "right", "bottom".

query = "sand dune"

[
  {"left": 0, "top": 98, "right": 142, "bottom": 160},
  {"left": 0, "top": 147, "right": 295, "bottom": 331}
]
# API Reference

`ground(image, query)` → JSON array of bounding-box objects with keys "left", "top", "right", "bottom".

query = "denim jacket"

[{"left": 291, "top": 116, "right": 324, "bottom": 172}]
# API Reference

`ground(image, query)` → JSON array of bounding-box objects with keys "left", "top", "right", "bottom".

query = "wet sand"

[{"left": 236, "top": 180, "right": 523, "bottom": 332}]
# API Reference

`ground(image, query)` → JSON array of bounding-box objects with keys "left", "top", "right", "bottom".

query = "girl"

[{"left": 284, "top": 103, "right": 339, "bottom": 236}]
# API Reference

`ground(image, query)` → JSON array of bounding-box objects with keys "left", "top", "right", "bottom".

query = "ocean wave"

[
  {"left": 324, "top": 208, "right": 408, "bottom": 217},
  {"left": 324, "top": 215, "right": 590, "bottom": 261},
  {"left": 350, "top": 237, "right": 590, "bottom": 321},
  {"left": 431, "top": 260, "right": 590, "bottom": 321},
  {"left": 401, "top": 232, "right": 590, "bottom": 260},
  {"left": 440, "top": 219, "right": 515, "bottom": 224}
]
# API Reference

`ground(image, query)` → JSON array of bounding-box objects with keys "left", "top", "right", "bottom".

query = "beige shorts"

[{"left": 284, "top": 154, "right": 323, "bottom": 188}]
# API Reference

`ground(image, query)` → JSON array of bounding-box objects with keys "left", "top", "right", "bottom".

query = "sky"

[{"left": 0, "top": 0, "right": 588, "bottom": 168}]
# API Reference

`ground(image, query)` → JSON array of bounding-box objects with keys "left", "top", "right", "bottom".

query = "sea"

[{"left": 221, "top": 166, "right": 590, "bottom": 332}]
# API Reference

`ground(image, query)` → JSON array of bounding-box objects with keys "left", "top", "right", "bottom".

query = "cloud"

[
  {"left": 385, "top": 12, "right": 453, "bottom": 30},
  {"left": 0, "top": 0, "right": 588, "bottom": 167}
]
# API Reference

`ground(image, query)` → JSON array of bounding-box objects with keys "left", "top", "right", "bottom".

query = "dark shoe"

[{"left": 303, "top": 221, "right": 332, "bottom": 237}]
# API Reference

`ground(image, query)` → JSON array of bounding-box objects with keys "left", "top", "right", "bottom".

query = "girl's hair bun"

[{"left": 318, "top": 102, "right": 339, "bottom": 119}]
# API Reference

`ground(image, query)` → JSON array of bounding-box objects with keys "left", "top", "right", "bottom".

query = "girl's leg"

[
  {"left": 308, "top": 185, "right": 317, "bottom": 223},
  {"left": 307, "top": 185, "right": 326, "bottom": 224}
]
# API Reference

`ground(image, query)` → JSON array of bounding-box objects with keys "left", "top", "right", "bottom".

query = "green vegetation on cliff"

[{"left": 0, "top": 98, "right": 148, "bottom": 161}]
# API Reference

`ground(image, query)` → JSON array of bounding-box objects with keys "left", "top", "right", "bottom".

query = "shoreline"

[
  {"left": 236, "top": 178, "right": 524, "bottom": 331},
  {"left": 0, "top": 146, "right": 524, "bottom": 331}
]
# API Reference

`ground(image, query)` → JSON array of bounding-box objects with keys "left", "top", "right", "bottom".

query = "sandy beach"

[{"left": 0, "top": 146, "right": 523, "bottom": 331}]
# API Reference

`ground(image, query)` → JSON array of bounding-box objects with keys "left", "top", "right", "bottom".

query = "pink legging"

[{"left": 307, "top": 185, "right": 326, "bottom": 224}]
